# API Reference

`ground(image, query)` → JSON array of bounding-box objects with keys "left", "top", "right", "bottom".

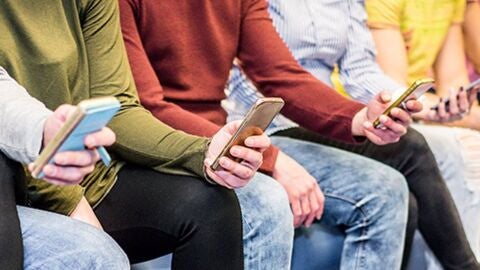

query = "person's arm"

[
  {"left": 81, "top": 0, "right": 209, "bottom": 176},
  {"left": 433, "top": 24, "right": 469, "bottom": 95},
  {"left": 338, "top": 1, "right": 406, "bottom": 104},
  {"left": 464, "top": 1, "right": 480, "bottom": 74},
  {"left": 0, "top": 67, "right": 52, "bottom": 163},
  {"left": 118, "top": 0, "right": 279, "bottom": 174},
  {"left": 237, "top": 0, "right": 365, "bottom": 143},
  {"left": 366, "top": 0, "right": 409, "bottom": 85}
]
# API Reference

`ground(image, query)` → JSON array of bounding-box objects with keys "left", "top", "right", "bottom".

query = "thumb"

[{"left": 378, "top": 91, "right": 392, "bottom": 104}]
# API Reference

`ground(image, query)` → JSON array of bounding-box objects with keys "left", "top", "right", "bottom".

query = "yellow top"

[{"left": 366, "top": 0, "right": 466, "bottom": 84}]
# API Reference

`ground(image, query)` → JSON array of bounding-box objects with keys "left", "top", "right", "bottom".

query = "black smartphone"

[{"left": 431, "top": 78, "right": 480, "bottom": 111}]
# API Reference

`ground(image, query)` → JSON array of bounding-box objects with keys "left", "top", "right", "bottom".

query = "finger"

[
  {"left": 448, "top": 88, "right": 459, "bottom": 115},
  {"left": 230, "top": 146, "right": 263, "bottom": 169},
  {"left": 53, "top": 150, "right": 99, "bottom": 167},
  {"left": 244, "top": 134, "right": 270, "bottom": 150},
  {"left": 203, "top": 160, "right": 234, "bottom": 188},
  {"left": 299, "top": 195, "right": 310, "bottom": 226},
  {"left": 53, "top": 104, "right": 77, "bottom": 122},
  {"left": 314, "top": 186, "right": 325, "bottom": 220},
  {"left": 304, "top": 191, "right": 319, "bottom": 227},
  {"left": 457, "top": 87, "right": 469, "bottom": 113},
  {"left": 404, "top": 100, "right": 423, "bottom": 113},
  {"left": 290, "top": 196, "right": 303, "bottom": 228},
  {"left": 377, "top": 115, "right": 407, "bottom": 136},
  {"left": 379, "top": 91, "right": 392, "bottom": 104},
  {"left": 219, "top": 157, "right": 255, "bottom": 180},
  {"left": 84, "top": 127, "right": 116, "bottom": 148},
  {"left": 390, "top": 108, "right": 412, "bottom": 126},
  {"left": 42, "top": 164, "right": 94, "bottom": 184},
  {"left": 437, "top": 98, "right": 449, "bottom": 121},
  {"left": 364, "top": 124, "right": 399, "bottom": 145},
  {"left": 214, "top": 170, "right": 249, "bottom": 188}
]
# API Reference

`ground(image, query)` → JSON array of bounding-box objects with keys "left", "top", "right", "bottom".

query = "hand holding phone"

[
  {"left": 430, "top": 78, "right": 480, "bottom": 111},
  {"left": 373, "top": 78, "right": 435, "bottom": 128},
  {"left": 31, "top": 97, "right": 120, "bottom": 179},
  {"left": 210, "top": 97, "right": 284, "bottom": 171}
]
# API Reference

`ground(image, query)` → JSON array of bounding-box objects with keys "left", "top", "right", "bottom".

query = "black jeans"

[
  {"left": 274, "top": 127, "right": 479, "bottom": 270},
  {"left": 0, "top": 153, "right": 24, "bottom": 270},
  {"left": 94, "top": 164, "right": 244, "bottom": 270}
]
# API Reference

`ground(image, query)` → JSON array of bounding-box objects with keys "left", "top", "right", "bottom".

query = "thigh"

[
  {"left": 0, "top": 153, "right": 23, "bottom": 270},
  {"left": 270, "top": 136, "right": 408, "bottom": 226},
  {"left": 19, "top": 206, "right": 129, "bottom": 270},
  {"left": 274, "top": 127, "right": 424, "bottom": 175},
  {"left": 94, "top": 165, "right": 243, "bottom": 265}
]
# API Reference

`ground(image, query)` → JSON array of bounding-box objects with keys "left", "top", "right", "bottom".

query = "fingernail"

[
  {"left": 220, "top": 158, "right": 230, "bottom": 168},
  {"left": 85, "top": 136, "right": 95, "bottom": 146},
  {"left": 55, "top": 156, "right": 66, "bottom": 165},
  {"left": 44, "top": 165, "right": 55, "bottom": 176},
  {"left": 231, "top": 147, "right": 240, "bottom": 156},
  {"left": 380, "top": 115, "right": 388, "bottom": 123}
]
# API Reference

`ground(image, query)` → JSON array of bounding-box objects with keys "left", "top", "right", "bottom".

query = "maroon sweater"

[{"left": 119, "top": 0, "right": 365, "bottom": 173}]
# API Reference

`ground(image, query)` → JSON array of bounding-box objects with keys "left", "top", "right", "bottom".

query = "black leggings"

[
  {"left": 94, "top": 165, "right": 244, "bottom": 270},
  {"left": 0, "top": 153, "right": 24, "bottom": 270},
  {"left": 274, "top": 127, "right": 479, "bottom": 270}
]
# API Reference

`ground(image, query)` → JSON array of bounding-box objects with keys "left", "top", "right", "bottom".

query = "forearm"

[
  {"left": 464, "top": 1, "right": 480, "bottom": 73},
  {"left": 109, "top": 105, "right": 209, "bottom": 177},
  {"left": 434, "top": 24, "right": 470, "bottom": 94},
  {"left": 0, "top": 68, "right": 52, "bottom": 163}
]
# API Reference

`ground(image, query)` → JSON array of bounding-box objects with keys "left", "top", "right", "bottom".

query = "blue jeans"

[
  {"left": 235, "top": 172, "right": 294, "bottom": 270},
  {"left": 19, "top": 206, "right": 129, "bottom": 270},
  {"left": 271, "top": 136, "right": 409, "bottom": 270}
]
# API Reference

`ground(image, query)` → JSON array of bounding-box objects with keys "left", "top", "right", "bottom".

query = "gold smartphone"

[
  {"left": 31, "top": 97, "right": 120, "bottom": 178},
  {"left": 373, "top": 78, "right": 435, "bottom": 128},
  {"left": 210, "top": 97, "right": 285, "bottom": 171}
]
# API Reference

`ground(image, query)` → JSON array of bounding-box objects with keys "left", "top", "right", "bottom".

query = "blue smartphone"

[{"left": 31, "top": 97, "right": 120, "bottom": 179}]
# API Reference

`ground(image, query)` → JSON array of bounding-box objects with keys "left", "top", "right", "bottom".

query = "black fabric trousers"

[
  {"left": 0, "top": 153, "right": 24, "bottom": 270},
  {"left": 274, "top": 127, "right": 479, "bottom": 270},
  {"left": 94, "top": 164, "right": 244, "bottom": 270}
]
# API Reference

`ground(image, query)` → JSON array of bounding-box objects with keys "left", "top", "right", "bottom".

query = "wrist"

[{"left": 351, "top": 110, "right": 366, "bottom": 136}]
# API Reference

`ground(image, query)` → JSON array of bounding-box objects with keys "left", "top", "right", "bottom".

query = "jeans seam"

[{"left": 324, "top": 193, "right": 369, "bottom": 270}]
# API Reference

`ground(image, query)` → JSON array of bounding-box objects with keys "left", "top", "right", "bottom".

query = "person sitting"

[
  {"left": 0, "top": 66, "right": 129, "bottom": 269},
  {"left": 225, "top": 0, "right": 480, "bottom": 269},
  {"left": 0, "top": 1, "right": 285, "bottom": 269},
  {"left": 118, "top": 0, "right": 422, "bottom": 268}
]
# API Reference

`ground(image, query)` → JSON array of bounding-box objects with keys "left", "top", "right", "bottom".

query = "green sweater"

[{"left": 0, "top": 0, "right": 209, "bottom": 215}]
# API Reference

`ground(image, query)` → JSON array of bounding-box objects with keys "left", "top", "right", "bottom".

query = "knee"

[
  {"left": 359, "top": 166, "right": 409, "bottom": 224},
  {"left": 74, "top": 228, "right": 130, "bottom": 269},
  {"left": 401, "top": 128, "right": 431, "bottom": 154},
  {"left": 237, "top": 173, "right": 293, "bottom": 237},
  {"left": 177, "top": 179, "right": 242, "bottom": 230}
]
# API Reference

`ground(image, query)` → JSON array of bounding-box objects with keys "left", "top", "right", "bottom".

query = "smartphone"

[
  {"left": 31, "top": 97, "right": 121, "bottom": 179},
  {"left": 373, "top": 78, "right": 435, "bottom": 128},
  {"left": 431, "top": 78, "right": 480, "bottom": 111},
  {"left": 210, "top": 97, "right": 285, "bottom": 171}
]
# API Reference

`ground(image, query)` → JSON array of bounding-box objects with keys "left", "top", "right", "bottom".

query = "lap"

[{"left": 19, "top": 206, "right": 128, "bottom": 270}]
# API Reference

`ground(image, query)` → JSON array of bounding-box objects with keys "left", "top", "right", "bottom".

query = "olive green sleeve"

[{"left": 81, "top": 0, "right": 209, "bottom": 176}]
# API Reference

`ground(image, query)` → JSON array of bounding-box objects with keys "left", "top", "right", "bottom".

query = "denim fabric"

[
  {"left": 412, "top": 124, "right": 480, "bottom": 269},
  {"left": 235, "top": 172, "right": 294, "bottom": 270},
  {"left": 19, "top": 206, "right": 129, "bottom": 270},
  {"left": 270, "top": 136, "right": 409, "bottom": 270}
]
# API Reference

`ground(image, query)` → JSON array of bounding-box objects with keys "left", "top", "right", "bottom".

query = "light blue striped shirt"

[{"left": 224, "top": 0, "right": 403, "bottom": 134}]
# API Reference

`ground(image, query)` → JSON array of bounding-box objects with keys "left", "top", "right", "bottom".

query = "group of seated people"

[{"left": 1, "top": 0, "right": 479, "bottom": 269}]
